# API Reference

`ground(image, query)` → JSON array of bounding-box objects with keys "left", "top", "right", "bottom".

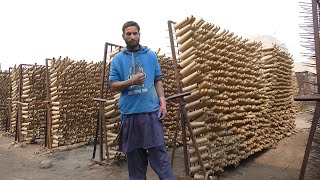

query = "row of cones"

[{"left": 171, "top": 15, "right": 299, "bottom": 178}]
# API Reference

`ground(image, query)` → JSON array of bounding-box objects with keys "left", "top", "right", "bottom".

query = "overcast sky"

[{"left": 0, "top": 0, "right": 307, "bottom": 70}]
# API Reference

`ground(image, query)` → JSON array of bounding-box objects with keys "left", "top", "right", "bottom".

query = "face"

[{"left": 122, "top": 26, "right": 140, "bottom": 49}]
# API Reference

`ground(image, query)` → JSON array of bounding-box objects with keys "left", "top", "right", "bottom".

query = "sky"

[{"left": 0, "top": 0, "right": 308, "bottom": 70}]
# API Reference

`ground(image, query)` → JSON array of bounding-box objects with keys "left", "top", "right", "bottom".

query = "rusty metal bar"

[
  {"left": 294, "top": 94, "right": 320, "bottom": 101},
  {"left": 92, "top": 42, "right": 122, "bottom": 162},
  {"left": 299, "top": 0, "right": 320, "bottom": 179},
  {"left": 7, "top": 67, "right": 12, "bottom": 132},
  {"left": 168, "top": 20, "right": 207, "bottom": 176},
  {"left": 167, "top": 92, "right": 191, "bottom": 101},
  {"left": 45, "top": 58, "right": 52, "bottom": 150},
  {"left": 168, "top": 20, "right": 190, "bottom": 175},
  {"left": 16, "top": 64, "right": 23, "bottom": 142}
]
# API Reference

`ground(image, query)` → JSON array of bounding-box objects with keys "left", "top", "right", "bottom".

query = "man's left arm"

[{"left": 155, "top": 79, "right": 167, "bottom": 119}]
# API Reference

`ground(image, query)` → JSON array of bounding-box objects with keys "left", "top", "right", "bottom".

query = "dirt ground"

[{"left": 0, "top": 112, "right": 314, "bottom": 180}]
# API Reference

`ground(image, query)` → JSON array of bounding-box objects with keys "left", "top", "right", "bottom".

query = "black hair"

[{"left": 122, "top": 21, "right": 140, "bottom": 33}]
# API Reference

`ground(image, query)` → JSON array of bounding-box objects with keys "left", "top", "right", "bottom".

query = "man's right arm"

[
  {"left": 110, "top": 72, "right": 145, "bottom": 92},
  {"left": 110, "top": 79, "right": 133, "bottom": 92}
]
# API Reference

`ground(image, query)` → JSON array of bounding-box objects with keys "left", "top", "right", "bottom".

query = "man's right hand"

[{"left": 130, "top": 72, "right": 145, "bottom": 85}]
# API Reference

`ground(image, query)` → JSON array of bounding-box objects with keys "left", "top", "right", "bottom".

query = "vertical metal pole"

[
  {"left": 168, "top": 20, "right": 190, "bottom": 175},
  {"left": 100, "top": 43, "right": 109, "bottom": 161},
  {"left": 168, "top": 20, "right": 207, "bottom": 176},
  {"left": 103, "top": 44, "right": 110, "bottom": 161},
  {"left": 171, "top": 110, "right": 181, "bottom": 167},
  {"left": 17, "top": 65, "right": 23, "bottom": 143},
  {"left": 92, "top": 42, "right": 121, "bottom": 161},
  {"left": 92, "top": 108, "right": 100, "bottom": 159},
  {"left": 8, "top": 68, "right": 12, "bottom": 132},
  {"left": 45, "top": 59, "right": 52, "bottom": 149},
  {"left": 299, "top": 0, "right": 320, "bottom": 179}
]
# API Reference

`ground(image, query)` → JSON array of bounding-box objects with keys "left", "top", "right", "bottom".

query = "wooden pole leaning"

[
  {"left": 168, "top": 20, "right": 207, "bottom": 177},
  {"left": 45, "top": 58, "right": 53, "bottom": 150},
  {"left": 91, "top": 42, "right": 122, "bottom": 163},
  {"left": 6, "top": 68, "right": 12, "bottom": 132}
]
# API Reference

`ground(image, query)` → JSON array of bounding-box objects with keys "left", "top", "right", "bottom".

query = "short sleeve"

[{"left": 109, "top": 56, "right": 121, "bottom": 82}]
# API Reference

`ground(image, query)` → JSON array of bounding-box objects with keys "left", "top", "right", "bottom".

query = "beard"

[{"left": 125, "top": 39, "right": 140, "bottom": 50}]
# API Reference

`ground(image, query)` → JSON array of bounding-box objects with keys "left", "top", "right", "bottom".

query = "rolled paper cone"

[
  {"left": 107, "top": 137, "right": 117, "bottom": 142},
  {"left": 262, "top": 47, "right": 274, "bottom": 51},
  {"left": 52, "top": 139, "right": 60, "bottom": 144},
  {"left": 178, "top": 46, "right": 195, "bottom": 60},
  {"left": 51, "top": 95, "right": 59, "bottom": 101},
  {"left": 109, "top": 150, "right": 121, "bottom": 155},
  {"left": 190, "top": 153, "right": 209, "bottom": 164},
  {"left": 190, "top": 163, "right": 210, "bottom": 174},
  {"left": 181, "top": 71, "right": 201, "bottom": 86},
  {"left": 105, "top": 104, "right": 117, "bottom": 112},
  {"left": 52, "top": 119, "right": 60, "bottom": 125},
  {"left": 21, "top": 110, "right": 28, "bottom": 114},
  {"left": 21, "top": 94, "right": 29, "bottom": 98},
  {"left": 180, "top": 61, "right": 197, "bottom": 77},
  {"left": 194, "top": 18, "right": 205, "bottom": 27},
  {"left": 187, "top": 107, "right": 206, "bottom": 120},
  {"left": 107, "top": 141, "right": 115, "bottom": 146},
  {"left": 22, "top": 80, "right": 31, "bottom": 86},
  {"left": 105, "top": 99, "right": 117, "bottom": 106},
  {"left": 52, "top": 124, "right": 60, "bottom": 129},
  {"left": 184, "top": 90, "right": 201, "bottom": 102},
  {"left": 182, "top": 83, "right": 197, "bottom": 93},
  {"left": 106, "top": 123, "right": 119, "bottom": 130},
  {"left": 174, "top": 15, "right": 194, "bottom": 30},
  {"left": 192, "top": 127, "right": 208, "bottom": 136},
  {"left": 176, "top": 24, "right": 192, "bottom": 37},
  {"left": 110, "top": 49, "right": 121, "bottom": 58},
  {"left": 177, "top": 30, "right": 193, "bottom": 45},
  {"left": 51, "top": 90, "right": 58, "bottom": 97},
  {"left": 197, "top": 43, "right": 207, "bottom": 51},
  {"left": 49, "top": 72, "right": 57, "bottom": 79},
  {"left": 52, "top": 114, "right": 60, "bottom": 119},
  {"left": 188, "top": 145, "right": 207, "bottom": 155},
  {"left": 178, "top": 38, "right": 195, "bottom": 52},
  {"left": 50, "top": 78, "right": 58, "bottom": 87},
  {"left": 190, "top": 121, "right": 205, "bottom": 128},
  {"left": 193, "top": 174, "right": 204, "bottom": 180},
  {"left": 53, "top": 135, "right": 63, "bottom": 139},
  {"left": 22, "top": 85, "right": 31, "bottom": 90},
  {"left": 193, "top": 114, "right": 208, "bottom": 122},
  {"left": 107, "top": 132, "right": 118, "bottom": 137},
  {"left": 114, "top": 93, "right": 121, "bottom": 99},
  {"left": 259, "top": 54, "right": 273, "bottom": 62},
  {"left": 107, "top": 116, "right": 120, "bottom": 123},
  {"left": 195, "top": 34, "right": 205, "bottom": 42},
  {"left": 201, "top": 22, "right": 210, "bottom": 30},
  {"left": 197, "top": 82, "right": 210, "bottom": 89},
  {"left": 185, "top": 99, "right": 202, "bottom": 111},
  {"left": 178, "top": 54, "right": 196, "bottom": 68},
  {"left": 21, "top": 122, "right": 30, "bottom": 126},
  {"left": 180, "top": 63, "right": 201, "bottom": 77},
  {"left": 25, "top": 98, "right": 34, "bottom": 104},
  {"left": 22, "top": 76, "right": 30, "bottom": 82},
  {"left": 52, "top": 106, "right": 60, "bottom": 110}
]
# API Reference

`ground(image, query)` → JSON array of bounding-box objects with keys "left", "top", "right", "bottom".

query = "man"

[{"left": 109, "top": 21, "right": 175, "bottom": 180}]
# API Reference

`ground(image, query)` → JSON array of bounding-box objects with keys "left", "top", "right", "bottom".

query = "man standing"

[{"left": 109, "top": 21, "right": 175, "bottom": 180}]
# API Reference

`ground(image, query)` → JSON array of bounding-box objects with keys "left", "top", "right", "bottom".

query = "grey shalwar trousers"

[{"left": 119, "top": 112, "right": 175, "bottom": 180}]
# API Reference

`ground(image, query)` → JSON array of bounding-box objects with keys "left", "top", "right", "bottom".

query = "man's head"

[{"left": 122, "top": 21, "right": 140, "bottom": 50}]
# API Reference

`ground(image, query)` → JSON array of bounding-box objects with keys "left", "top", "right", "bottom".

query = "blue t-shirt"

[{"left": 109, "top": 46, "right": 162, "bottom": 116}]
